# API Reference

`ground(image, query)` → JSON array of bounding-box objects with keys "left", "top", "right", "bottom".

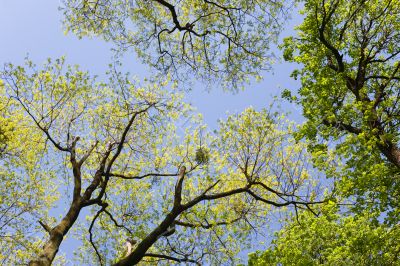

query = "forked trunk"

[{"left": 28, "top": 200, "right": 82, "bottom": 266}]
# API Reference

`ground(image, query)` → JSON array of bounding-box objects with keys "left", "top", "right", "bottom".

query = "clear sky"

[
  {"left": 0, "top": 1, "right": 304, "bottom": 129},
  {"left": 0, "top": 0, "right": 303, "bottom": 263}
]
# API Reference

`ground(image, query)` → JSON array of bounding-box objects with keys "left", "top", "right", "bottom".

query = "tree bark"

[
  {"left": 378, "top": 142, "right": 400, "bottom": 169},
  {"left": 113, "top": 211, "right": 180, "bottom": 266},
  {"left": 28, "top": 200, "right": 82, "bottom": 266}
]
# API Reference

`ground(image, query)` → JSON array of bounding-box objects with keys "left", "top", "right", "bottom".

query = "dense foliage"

[
  {"left": 0, "top": 59, "right": 318, "bottom": 265},
  {"left": 249, "top": 0, "right": 400, "bottom": 264},
  {"left": 248, "top": 204, "right": 400, "bottom": 265},
  {"left": 282, "top": 0, "right": 400, "bottom": 221},
  {"left": 0, "top": 0, "right": 399, "bottom": 265},
  {"left": 62, "top": 0, "right": 293, "bottom": 88}
]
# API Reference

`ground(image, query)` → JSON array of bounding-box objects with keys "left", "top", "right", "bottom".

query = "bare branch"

[
  {"left": 108, "top": 172, "right": 177, "bottom": 180},
  {"left": 174, "top": 166, "right": 186, "bottom": 208},
  {"left": 38, "top": 220, "right": 51, "bottom": 235},
  {"left": 144, "top": 253, "right": 201, "bottom": 265}
]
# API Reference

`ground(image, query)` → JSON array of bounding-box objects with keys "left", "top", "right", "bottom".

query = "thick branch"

[
  {"left": 108, "top": 172, "right": 178, "bottom": 180},
  {"left": 29, "top": 200, "right": 83, "bottom": 266},
  {"left": 318, "top": 1, "right": 344, "bottom": 72},
  {"left": 175, "top": 217, "right": 241, "bottom": 229},
  {"left": 144, "top": 253, "right": 200, "bottom": 265},
  {"left": 174, "top": 166, "right": 186, "bottom": 208},
  {"left": 38, "top": 220, "right": 51, "bottom": 235},
  {"left": 322, "top": 119, "right": 362, "bottom": 134}
]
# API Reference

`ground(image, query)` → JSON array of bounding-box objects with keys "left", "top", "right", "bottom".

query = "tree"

[
  {"left": 61, "top": 0, "right": 293, "bottom": 89},
  {"left": 281, "top": 0, "right": 400, "bottom": 220},
  {"left": 248, "top": 203, "right": 400, "bottom": 266},
  {"left": 0, "top": 58, "right": 320, "bottom": 265},
  {"left": 0, "top": 79, "right": 60, "bottom": 264}
]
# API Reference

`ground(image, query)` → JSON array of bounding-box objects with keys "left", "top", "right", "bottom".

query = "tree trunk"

[
  {"left": 113, "top": 211, "right": 179, "bottom": 266},
  {"left": 28, "top": 200, "right": 82, "bottom": 266},
  {"left": 379, "top": 142, "right": 400, "bottom": 169}
]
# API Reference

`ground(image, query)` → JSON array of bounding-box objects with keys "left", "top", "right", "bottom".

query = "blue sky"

[
  {"left": 0, "top": 0, "right": 304, "bottom": 263},
  {"left": 0, "top": 1, "right": 303, "bottom": 129}
]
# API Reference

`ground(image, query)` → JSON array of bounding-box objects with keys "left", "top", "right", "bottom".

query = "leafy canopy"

[
  {"left": 1, "top": 59, "right": 318, "bottom": 265},
  {"left": 248, "top": 203, "right": 400, "bottom": 266},
  {"left": 249, "top": 1, "right": 400, "bottom": 264},
  {"left": 62, "top": 0, "right": 292, "bottom": 89},
  {"left": 282, "top": 0, "right": 400, "bottom": 221},
  {"left": 0, "top": 77, "right": 63, "bottom": 264}
]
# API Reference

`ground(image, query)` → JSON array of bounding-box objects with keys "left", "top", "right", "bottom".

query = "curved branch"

[{"left": 144, "top": 253, "right": 201, "bottom": 265}]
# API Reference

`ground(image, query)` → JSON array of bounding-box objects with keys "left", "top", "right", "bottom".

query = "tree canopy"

[
  {"left": 282, "top": 0, "right": 400, "bottom": 221},
  {"left": 0, "top": 59, "right": 320, "bottom": 265},
  {"left": 1, "top": 0, "right": 399, "bottom": 265},
  {"left": 62, "top": 0, "right": 293, "bottom": 88},
  {"left": 249, "top": 0, "right": 400, "bottom": 264},
  {"left": 0, "top": 77, "right": 60, "bottom": 263},
  {"left": 248, "top": 204, "right": 400, "bottom": 265}
]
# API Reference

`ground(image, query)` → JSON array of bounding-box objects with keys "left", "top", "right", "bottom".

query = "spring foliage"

[
  {"left": 0, "top": 59, "right": 317, "bottom": 265},
  {"left": 62, "top": 0, "right": 292, "bottom": 89},
  {"left": 282, "top": 0, "right": 400, "bottom": 222},
  {"left": 248, "top": 204, "right": 400, "bottom": 265}
]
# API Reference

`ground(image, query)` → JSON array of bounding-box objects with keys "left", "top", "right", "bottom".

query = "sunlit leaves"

[
  {"left": 0, "top": 75, "right": 58, "bottom": 264},
  {"left": 1, "top": 57, "right": 319, "bottom": 264},
  {"left": 282, "top": 0, "right": 400, "bottom": 220},
  {"left": 61, "top": 0, "right": 292, "bottom": 89},
  {"left": 248, "top": 204, "right": 400, "bottom": 265}
]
